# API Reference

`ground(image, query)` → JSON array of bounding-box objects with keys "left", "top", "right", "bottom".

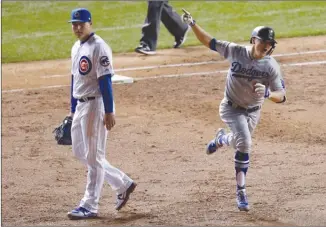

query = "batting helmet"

[{"left": 250, "top": 26, "right": 277, "bottom": 55}]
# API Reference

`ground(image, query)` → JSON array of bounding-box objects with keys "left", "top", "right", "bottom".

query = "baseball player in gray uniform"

[
  {"left": 182, "top": 9, "right": 286, "bottom": 211},
  {"left": 66, "top": 8, "right": 136, "bottom": 219}
]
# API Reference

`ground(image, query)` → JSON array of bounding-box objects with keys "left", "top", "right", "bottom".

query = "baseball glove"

[{"left": 53, "top": 116, "right": 73, "bottom": 145}]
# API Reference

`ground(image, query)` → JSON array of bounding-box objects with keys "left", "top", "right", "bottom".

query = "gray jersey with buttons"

[
  {"left": 210, "top": 39, "right": 285, "bottom": 153},
  {"left": 211, "top": 39, "right": 284, "bottom": 108}
]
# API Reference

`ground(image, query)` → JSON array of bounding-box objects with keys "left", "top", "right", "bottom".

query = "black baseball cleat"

[
  {"left": 174, "top": 26, "right": 190, "bottom": 48},
  {"left": 115, "top": 182, "right": 137, "bottom": 211},
  {"left": 135, "top": 42, "right": 156, "bottom": 55}
]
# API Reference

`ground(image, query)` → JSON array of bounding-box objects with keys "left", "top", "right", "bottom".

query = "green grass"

[{"left": 2, "top": 1, "right": 326, "bottom": 63}]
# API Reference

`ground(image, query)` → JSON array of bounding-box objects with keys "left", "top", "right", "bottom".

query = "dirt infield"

[{"left": 2, "top": 36, "right": 326, "bottom": 226}]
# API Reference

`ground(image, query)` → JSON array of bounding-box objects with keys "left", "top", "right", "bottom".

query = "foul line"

[
  {"left": 135, "top": 70, "right": 228, "bottom": 81},
  {"left": 41, "top": 60, "right": 219, "bottom": 78},
  {"left": 41, "top": 49, "right": 326, "bottom": 79},
  {"left": 282, "top": 60, "right": 326, "bottom": 66},
  {"left": 3, "top": 60, "right": 326, "bottom": 93},
  {"left": 2, "top": 85, "right": 70, "bottom": 93},
  {"left": 135, "top": 60, "right": 326, "bottom": 81}
]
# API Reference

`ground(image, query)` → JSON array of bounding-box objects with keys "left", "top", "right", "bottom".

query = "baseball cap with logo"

[{"left": 68, "top": 8, "right": 91, "bottom": 23}]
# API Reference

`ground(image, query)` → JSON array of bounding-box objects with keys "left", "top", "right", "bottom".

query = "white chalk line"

[
  {"left": 41, "top": 61, "right": 218, "bottom": 78},
  {"left": 2, "top": 85, "right": 70, "bottom": 93},
  {"left": 273, "top": 49, "right": 326, "bottom": 57},
  {"left": 41, "top": 49, "right": 326, "bottom": 79},
  {"left": 282, "top": 61, "right": 326, "bottom": 67},
  {"left": 3, "top": 59, "right": 326, "bottom": 93},
  {"left": 135, "top": 70, "right": 228, "bottom": 81},
  {"left": 136, "top": 60, "right": 326, "bottom": 81}
]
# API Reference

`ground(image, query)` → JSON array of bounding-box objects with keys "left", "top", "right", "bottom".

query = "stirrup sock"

[{"left": 234, "top": 151, "right": 249, "bottom": 190}]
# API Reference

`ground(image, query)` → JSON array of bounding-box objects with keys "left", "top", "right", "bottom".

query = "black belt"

[
  {"left": 227, "top": 100, "right": 260, "bottom": 113},
  {"left": 78, "top": 97, "right": 95, "bottom": 102}
]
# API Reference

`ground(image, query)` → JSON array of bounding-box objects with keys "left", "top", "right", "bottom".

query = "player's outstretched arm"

[{"left": 181, "top": 9, "right": 213, "bottom": 48}]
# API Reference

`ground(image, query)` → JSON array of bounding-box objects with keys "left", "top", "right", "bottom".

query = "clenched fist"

[
  {"left": 254, "top": 83, "right": 266, "bottom": 97},
  {"left": 181, "top": 8, "right": 196, "bottom": 26}
]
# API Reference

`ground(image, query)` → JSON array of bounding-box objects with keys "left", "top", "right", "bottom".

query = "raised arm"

[{"left": 181, "top": 9, "right": 213, "bottom": 48}]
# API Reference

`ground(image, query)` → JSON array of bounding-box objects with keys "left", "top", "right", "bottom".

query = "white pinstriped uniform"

[{"left": 71, "top": 34, "right": 133, "bottom": 213}]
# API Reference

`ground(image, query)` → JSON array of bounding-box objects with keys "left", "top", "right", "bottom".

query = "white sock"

[{"left": 236, "top": 171, "right": 246, "bottom": 190}]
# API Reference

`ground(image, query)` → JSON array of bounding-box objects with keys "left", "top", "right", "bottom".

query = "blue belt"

[{"left": 227, "top": 100, "right": 260, "bottom": 113}]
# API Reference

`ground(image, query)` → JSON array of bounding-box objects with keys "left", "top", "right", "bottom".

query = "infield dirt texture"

[
  {"left": 2, "top": 35, "right": 326, "bottom": 226},
  {"left": 2, "top": 1, "right": 326, "bottom": 226}
]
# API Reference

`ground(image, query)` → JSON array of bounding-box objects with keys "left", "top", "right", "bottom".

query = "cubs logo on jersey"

[
  {"left": 100, "top": 56, "right": 110, "bottom": 67},
  {"left": 79, "top": 56, "right": 92, "bottom": 75}
]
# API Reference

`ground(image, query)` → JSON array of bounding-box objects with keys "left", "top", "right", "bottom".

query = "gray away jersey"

[{"left": 211, "top": 39, "right": 285, "bottom": 108}]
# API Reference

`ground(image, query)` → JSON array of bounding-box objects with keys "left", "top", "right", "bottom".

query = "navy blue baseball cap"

[{"left": 68, "top": 8, "right": 91, "bottom": 23}]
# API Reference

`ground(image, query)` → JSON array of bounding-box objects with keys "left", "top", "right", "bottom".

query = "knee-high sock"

[{"left": 234, "top": 151, "right": 249, "bottom": 190}]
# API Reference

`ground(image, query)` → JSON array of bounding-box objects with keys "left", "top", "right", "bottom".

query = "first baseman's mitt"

[{"left": 53, "top": 116, "right": 73, "bottom": 145}]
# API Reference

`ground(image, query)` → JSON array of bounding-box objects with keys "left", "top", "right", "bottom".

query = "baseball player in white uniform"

[
  {"left": 66, "top": 8, "right": 136, "bottom": 220},
  {"left": 182, "top": 9, "right": 286, "bottom": 211}
]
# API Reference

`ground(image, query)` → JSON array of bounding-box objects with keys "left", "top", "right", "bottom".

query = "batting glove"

[
  {"left": 182, "top": 8, "right": 196, "bottom": 27},
  {"left": 254, "top": 83, "right": 266, "bottom": 97}
]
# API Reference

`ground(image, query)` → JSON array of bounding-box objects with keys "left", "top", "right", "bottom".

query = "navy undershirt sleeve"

[
  {"left": 71, "top": 74, "right": 77, "bottom": 113},
  {"left": 98, "top": 74, "right": 114, "bottom": 113},
  {"left": 209, "top": 38, "right": 217, "bottom": 51}
]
